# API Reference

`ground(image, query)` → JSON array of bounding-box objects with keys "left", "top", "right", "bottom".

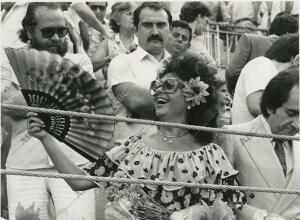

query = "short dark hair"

[
  {"left": 19, "top": 2, "right": 60, "bottom": 43},
  {"left": 265, "top": 33, "right": 299, "bottom": 63},
  {"left": 159, "top": 54, "right": 218, "bottom": 144},
  {"left": 269, "top": 13, "right": 298, "bottom": 36},
  {"left": 133, "top": 2, "right": 172, "bottom": 30},
  {"left": 109, "top": 2, "right": 132, "bottom": 33},
  {"left": 179, "top": 2, "right": 211, "bottom": 23},
  {"left": 260, "top": 67, "right": 299, "bottom": 118},
  {"left": 172, "top": 20, "right": 192, "bottom": 43}
]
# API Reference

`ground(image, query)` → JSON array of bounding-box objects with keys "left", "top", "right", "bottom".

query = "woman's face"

[
  {"left": 217, "top": 84, "right": 228, "bottom": 106},
  {"left": 119, "top": 7, "right": 135, "bottom": 32},
  {"left": 151, "top": 73, "right": 189, "bottom": 123}
]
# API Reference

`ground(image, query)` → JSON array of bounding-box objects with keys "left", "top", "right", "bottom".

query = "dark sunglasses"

[
  {"left": 39, "top": 27, "right": 68, "bottom": 39},
  {"left": 90, "top": 5, "right": 106, "bottom": 11},
  {"left": 150, "top": 78, "right": 184, "bottom": 95}
]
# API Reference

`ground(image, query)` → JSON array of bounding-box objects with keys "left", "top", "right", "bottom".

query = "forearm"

[
  {"left": 91, "top": 57, "right": 110, "bottom": 72},
  {"left": 71, "top": 3, "right": 109, "bottom": 37},
  {"left": 249, "top": 107, "right": 261, "bottom": 118},
  {"left": 112, "top": 83, "right": 156, "bottom": 119},
  {"left": 40, "top": 134, "right": 96, "bottom": 191},
  {"left": 121, "top": 89, "right": 156, "bottom": 119}
]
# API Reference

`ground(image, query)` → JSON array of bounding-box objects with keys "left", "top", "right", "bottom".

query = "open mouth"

[{"left": 156, "top": 97, "right": 168, "bottom": 105}]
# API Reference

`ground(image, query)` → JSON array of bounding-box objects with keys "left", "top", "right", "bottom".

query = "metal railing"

[{"left": 201, "top": 22, "right": 268, "bottom": 69}]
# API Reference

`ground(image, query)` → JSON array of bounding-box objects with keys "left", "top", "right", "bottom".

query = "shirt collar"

[
  {"left": 134, "top": 46, "right": 171, "bottom": 63},
  {"left": 114, "top": 33, "right": 139, "bottom": 47}
]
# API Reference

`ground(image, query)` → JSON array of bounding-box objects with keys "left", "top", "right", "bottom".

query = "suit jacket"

[
  {"left": 217, "top": 116, "right": 300, "bottom": 220},
  {"left": 226, "top": 34, "right": 278, "bottom": 95}
]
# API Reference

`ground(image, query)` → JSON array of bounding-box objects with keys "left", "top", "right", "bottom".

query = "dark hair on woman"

[
  {"left": 179, "top": 2, "right": 211, "bottom": 23},
  {"left": 172, "top": 20, "right": 192, "bottom": 42},
  {"left": 19, "top": 2, "right": 60, "bottom": 43},
  {"left": 260, "top": 67, "right": 299, "bottom": 118},
  {"left": 133, "top": 2, "right": 172, "bottom": 30},
  {"left": 265, "top": 33, "right": 299, "bottom": 63},
  {"left": 159, "top": 54, "right": 218, "bottom": 144},
  {"left": 109, "top": 2, "right": 132, "bottom": 33},
  {"left": 269, "top": 13, "right": 298, "bottom": 36}
]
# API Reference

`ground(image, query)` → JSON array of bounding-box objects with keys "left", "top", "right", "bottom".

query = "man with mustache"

[
  {"left": 218, "top": 68, "right": 300, "bottom": 220},
  {"left": 1, "top": 3, "right": 95, "bottom": 220},
  {"left": 107, "top": 2, "right": 172, "bottom": 146}
]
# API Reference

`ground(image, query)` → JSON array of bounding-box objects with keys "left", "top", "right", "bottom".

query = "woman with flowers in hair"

[{"left": 27, "top": 54, "right": 247, "bottom": 220}]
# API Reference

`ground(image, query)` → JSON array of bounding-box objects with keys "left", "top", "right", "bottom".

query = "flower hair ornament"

[{"left": 182, "top": 76, "right": 209, "bottom": 109}]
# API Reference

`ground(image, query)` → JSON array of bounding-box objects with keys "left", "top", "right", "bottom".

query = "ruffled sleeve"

[
  {"left": 203, "top": 143, "right": 247, "bottom": 209},
  {"left": 82, "top": 135, "right": 140, "bottom": 187}
]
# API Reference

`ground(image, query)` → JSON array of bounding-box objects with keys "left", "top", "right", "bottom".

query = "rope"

[
  {"left": 1, "top": 169, "right": 300, "bottom": 195},
  {"left": 2, "top": 104, "right": 300, "bottom": 141}
]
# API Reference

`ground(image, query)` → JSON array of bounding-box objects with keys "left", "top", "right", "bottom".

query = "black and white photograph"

[{"left": 1, "top": 1, "right": 299, "bottom": 220}]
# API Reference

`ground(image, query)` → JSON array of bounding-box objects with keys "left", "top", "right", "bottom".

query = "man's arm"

[
  {"left": 226, "top": 34, "right": 251, "bottom": 95},
  {"left": 90, "top": 38, "right": 111, "bottom": 72},
  {"left": 112, "top": 82, "right": 156, "bottom": 120},
  {"left": 108, "top": 54, "right": 157, "bottom": 120},
  {"left": 71, "top": 2, "right": 112, "bottom": 38},
  {"left": 246, "top": 90, "right": 263, "bottom": 118}
]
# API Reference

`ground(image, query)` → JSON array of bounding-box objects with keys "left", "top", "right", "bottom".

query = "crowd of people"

[{"left": 1, "top": 1, "right": 299, "bottom": 220}]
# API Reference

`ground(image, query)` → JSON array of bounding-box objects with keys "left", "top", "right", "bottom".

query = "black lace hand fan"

[{"left": 5, "top": 47, "right": 115, "bottom": 162}]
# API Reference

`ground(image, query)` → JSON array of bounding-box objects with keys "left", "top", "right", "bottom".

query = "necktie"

[{"left": 273, "top": 139, "right": 287, "bottom": 176}]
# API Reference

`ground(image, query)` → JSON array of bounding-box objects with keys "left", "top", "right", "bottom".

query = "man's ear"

[{"left": 187, "top": 42, "right": 191, "bottom": 48}]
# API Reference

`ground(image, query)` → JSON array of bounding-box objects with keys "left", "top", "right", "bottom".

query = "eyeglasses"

[
  {"left": 150, "top": 78, "right": 184, "bottom": 95},
  {"left": 39, "top": 27, "right": 68, "bottom": 39},
  {"left": 90, "top": 5, "right": 106, "bottom": 11}
]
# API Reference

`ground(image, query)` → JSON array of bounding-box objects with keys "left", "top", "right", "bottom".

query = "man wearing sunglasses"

[{"left": 1, "top": 3, "right": 95, "bottom": 220}]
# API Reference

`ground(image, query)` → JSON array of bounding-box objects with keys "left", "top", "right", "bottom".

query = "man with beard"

[{"left": 1, "top": 3, "right": 95, "bottom": 220}]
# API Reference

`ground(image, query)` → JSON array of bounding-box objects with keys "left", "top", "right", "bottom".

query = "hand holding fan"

[{"left": 5, "top": 47, "right": 115, "bottom": 162}]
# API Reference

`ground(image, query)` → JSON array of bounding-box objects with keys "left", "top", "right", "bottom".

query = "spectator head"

[
  {"left": 269, "top": 13, "right": 298, "bottom": 36},
  {"left": 133, "top": 2, "right": 172, "bottom": 56},
  {"left": 109, "top": 2, "right": 136, "bottom": 33},
  {"left": 166, "top": 20, "right": 192, "bottom": 58},
  {"left": 19, "top": 2, "right": 68, "bottom": 56},
  {"left": 260, "top": 68, "right": 299, "bottom": 136},
  {"left": 215, "top": 78, "right": 229, "bottom": 107},
  {"left": 265, "top": 33, "right": 299, "bottom": 63},
  {"left": 87, "top": 2, "right": 108, "bottom": 23},
  {"left": 151, "top": 54, "right": 218, "bottom": 144},
  {"left": 179, "top": 2, "right": 211, "bottom": 34}
]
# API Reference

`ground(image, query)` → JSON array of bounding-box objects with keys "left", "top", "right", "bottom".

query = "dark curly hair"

[
  {"left": 19, "top": 2, "right": 60, "bottom": 43},
  {"left": 260, "top": 67, "right": 299, "bottom": 118},
  {"left": 159, "top": 54, "right": 219, "bottom": 144},
  {"left": 172, "top": 20, "right": 192, "bottom": 43},
  {"left": 133, "top": 2, "right": 172, "bottom": 30},
  {"left": 179, "top": 2, "right": 211, "bottom": 23}
]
